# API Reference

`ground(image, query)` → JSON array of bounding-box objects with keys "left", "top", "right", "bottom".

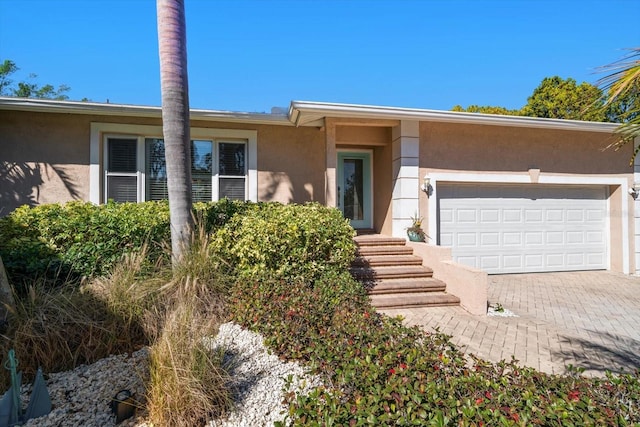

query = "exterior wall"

[
  {"left": 420, "top": 122, "right": 629, "bottom": 174},
  {"left": 255, "top": 125, "right": 325, "bottom": 204},
  {"left": 336, "top": 125, "right": 391, "bottom": 146},
  {"left": 419, "top": 121, "right": 636, "bottom": 274},
  {"left": 373, "top": 142, "right": 393, "bottom": 235},
  {"left": 0, "top": 110, "right": 326, "bottom": 215},
  {"left": 0, "top": 111, "right": 92, "bottom": 215}
]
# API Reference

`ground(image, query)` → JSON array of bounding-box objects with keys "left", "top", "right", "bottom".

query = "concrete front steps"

[{"left": 351, "top": 234, "right": 460, "bottom": 310}]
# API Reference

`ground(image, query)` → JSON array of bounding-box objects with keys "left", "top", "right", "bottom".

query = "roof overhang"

[
  {"left": 0, "top": 97, "right": 622, "bottom": 134},
  {"left": 289, "top": 100, "right": 621, "bottom": 133},
  {"left": 0, "top": 97, "right": 292, "bottom": 126}
]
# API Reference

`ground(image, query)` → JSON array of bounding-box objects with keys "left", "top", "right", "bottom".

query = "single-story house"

[{"left": 1, "top": 96, "right": 638, "bottom": 278}]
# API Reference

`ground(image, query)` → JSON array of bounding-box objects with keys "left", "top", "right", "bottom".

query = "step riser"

[
  {"left": 373, "top": 301, "right": 460, "bottom": 309},
  {"left": 356, "top": 240, "right": 407, "bottom": 247},
  {"left": 370, "top": 293, "right": 461, "bottom": 310},
  {"left": 354, "top": 236, "right": 408, "bottom": 246},
  {"left": 351, "top": 272, "right": 433, "bottom": 280},
  {"left": 369, "top": 283, "right": 446, "bottom": 294},
  {"left": 356, "top": 248, "right": 414, "bottom": 256},
  {"left": 353, "top": 259, "right": 423, "bottom": 267},
  {"left": 369, "top": 287, "right": 445, "bottom": 294}
]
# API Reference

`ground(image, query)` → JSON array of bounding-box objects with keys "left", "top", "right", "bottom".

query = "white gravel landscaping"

[{"left": 18, "top": 322, "right": 322, "bottom": 427}]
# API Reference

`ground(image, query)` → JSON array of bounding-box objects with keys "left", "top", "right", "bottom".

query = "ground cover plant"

[{"left": 230, "top": 272, "right": 640, "bottom": 426}]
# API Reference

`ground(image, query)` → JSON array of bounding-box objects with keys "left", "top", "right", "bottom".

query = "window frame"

[
  {"left": 215, "top": 140, "right": 247, "bottom": 201},
  {"left": 90, "top": 123, "right": 257, "bottom": 204}
]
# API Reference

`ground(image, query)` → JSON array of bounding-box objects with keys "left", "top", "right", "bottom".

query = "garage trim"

[{"left": 426, "top": 172, "right": 631, "bottom": 274}]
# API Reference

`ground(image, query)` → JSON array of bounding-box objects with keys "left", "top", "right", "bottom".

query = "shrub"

[
  {"left": 0, "top": 201, "right": 171, "bottom": 288},
  {"left": 230, "top": 266, "right": 640, "bottom": 426},
  {"left": 214, "top": 202, "right": 356, "bottom": 283},
  {"left": 0, "top": 199, "right": 250, "bottom": 290}
]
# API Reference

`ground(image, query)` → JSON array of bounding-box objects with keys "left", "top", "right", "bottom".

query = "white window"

[
  {"left": 106, "top": 138, "right": 139, "bottom": 202},
  {"left": 90, "top": 123, "right": 257, "bottom": 204}
]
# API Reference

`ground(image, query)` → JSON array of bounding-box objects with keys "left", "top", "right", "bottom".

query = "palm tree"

[
  {"left": 157, "top": 0, "right": 193, "bottom": 262},
  {"left": 596, "top": 48, "right": 640, "bottom": 163}
]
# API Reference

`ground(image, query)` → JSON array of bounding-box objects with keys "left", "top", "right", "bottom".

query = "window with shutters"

[
  {"left": 144, "top": 138, "right": 214, "bottom": 202},
  {"left": 218, "top": 142, "right": 246, "bottom": 200},
  {"left": 106, "top": 138, "right": 139, "bottom": 202},
  {"left": 98, "top": 125, "right": 255, "bottom": 204}
]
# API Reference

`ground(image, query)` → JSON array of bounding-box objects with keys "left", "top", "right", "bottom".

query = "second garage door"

[{"left": 438, "top": 183, "right": 608, "bottom": 274}]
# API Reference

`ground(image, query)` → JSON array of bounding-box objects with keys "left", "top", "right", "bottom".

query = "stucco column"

[
  {"left": 634, "top": 137, "right": 640, "bottom": 275},
  {"left": 325, "top": 118, "right": 337, "bottom": 208},
  {"left": 391, "top": 120, "right": 420, "bottom": 238}
]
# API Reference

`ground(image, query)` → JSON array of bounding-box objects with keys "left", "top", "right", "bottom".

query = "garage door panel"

[
  {"left": 438, "top": 184, "right": 607, "bottom": 274},
  {"left": 587, "top": 253, "right": 606, "bottom": 266},
  {"left": 546, "top": 254, "right": 565, "bottom": 268},
  {"left": 439, "top": 232, "right": 453, "bottom": 247},
  {"left": 456, "top": 209, "right": 476, "bottom": 222},
  {"left": 587, "top": 231, "right": 605, "bottom": 244},
  {"left": 546, "top": 210, "right": 564, "bottom": 222},
  {"left": 480, "top": 233, "right": 499, "bottom": 246},
  {"left": 524, "top": 254, "right": 543, "bottom": 269},
  {"left": 566, "top": 210, "right": 585, "bottom": 222},
  {"left": 525, "top": 209, "right": 544, "bottom": 222},
  {"left": 480, "top": 209, "right": 499, "bottom": 222},
  {"left": 479, "top": 256, "right": 500, "bottom": 270},
  {"left": 457, "top": 233, "right": 476, "bottom": 246},
  {"left": 587, "top": 210, "right": 604, "bottom": 222},
  {"left": 440, "top": 208, "right": 454, "bottom": 223},
  {"left": 566, "top": 231, "right": 584, "bottom": 244},
  {"left": 503, "top": 232, "right": 522, "bottom": 245},
  {"left": 503, "top": 209, "right": 522, "bottom": 223},
  {"left": 546, "top": 232, "right": 564, "bottom": 244},
  {"left": 525, "top": 232, "right": 543, "bottom": 245}
]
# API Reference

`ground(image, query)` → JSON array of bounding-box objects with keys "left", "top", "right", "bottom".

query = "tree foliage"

[
  {"left": 453, "top": 73, "right": 639, "bottom": 127},
  {"left": 0, "top": 59, "right": 70, "bottom": 100},
  {"left": 595, "top": 47, "right": 640, "bottom": 162},
  {"left": 521, "top": 76, "right": 607, "bottom": 121},
  {"left": 452, "top": 104, "right": 521, "bottom": 116}
]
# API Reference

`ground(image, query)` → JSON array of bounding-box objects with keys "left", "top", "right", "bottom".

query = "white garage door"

[{"left": 438, "top": 184, "right": 608, "bottom": 274}]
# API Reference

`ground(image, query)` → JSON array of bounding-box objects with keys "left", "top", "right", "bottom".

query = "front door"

[{"left": 337, "top": 151, "right": 372, "bottom": 229}]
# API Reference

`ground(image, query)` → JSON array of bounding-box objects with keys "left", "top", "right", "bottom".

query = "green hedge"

[
  {"left": 0, "top": 201, "right": 171, "bottom": 285},
  {"left": 213, "top": 202, "right": 356, "bottom": 283},
  {"left": 0, "top": 200, "right": 354, "bottom": 288}
]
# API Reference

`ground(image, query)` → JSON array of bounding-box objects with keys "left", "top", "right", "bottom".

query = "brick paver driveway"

[{"left": 381, "top": 271, "right": 640, "bottom": 377}]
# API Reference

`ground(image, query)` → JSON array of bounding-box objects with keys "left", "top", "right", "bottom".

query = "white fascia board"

[
  {"left": 0, "top": 97, "right": 291, "bottom": 126},
  {"left": 289, "top": 100, "right": 621, "bottom": 133}
]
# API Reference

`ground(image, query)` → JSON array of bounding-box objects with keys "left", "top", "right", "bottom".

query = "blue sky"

[{"left": 1, "top": 0, "right": 638, "bottom": 113}]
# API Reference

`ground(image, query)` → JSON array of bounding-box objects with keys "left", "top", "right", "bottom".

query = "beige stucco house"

[{"left": 1, "top": 96, "right": 638, "bottom": 279}]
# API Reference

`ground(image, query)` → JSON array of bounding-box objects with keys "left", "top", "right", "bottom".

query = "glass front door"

[{"left": 337, "top": 152, "right": 372, "bottom": 229}]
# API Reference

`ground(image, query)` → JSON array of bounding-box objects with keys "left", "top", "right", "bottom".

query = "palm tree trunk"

[{"left": 157, "top": 0, "right": 193, "bottom": 263}]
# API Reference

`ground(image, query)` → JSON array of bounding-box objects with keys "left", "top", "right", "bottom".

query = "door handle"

[{"left": 337, "top": 186, "right": 341, "bottom": 207}]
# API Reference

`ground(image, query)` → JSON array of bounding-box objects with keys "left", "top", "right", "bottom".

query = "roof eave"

[
  {"left": 0, "top": 97, "right": 292, "bottom": 126},
  {"left": 289, "top": 100, "right": 621, "bottom": 133}
]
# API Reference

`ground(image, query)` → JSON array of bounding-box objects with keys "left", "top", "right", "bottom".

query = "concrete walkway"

[{"left": 380, "top": 271, "right": 640, "bottom": 377}]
